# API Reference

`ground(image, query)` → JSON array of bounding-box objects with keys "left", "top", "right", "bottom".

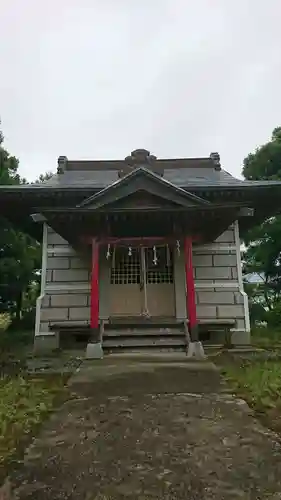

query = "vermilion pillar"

[
  {"left": 90, "top": 240, "right": 99, "bottom": 330},
  {"left": 184, "top": 237, "right": 199, "bottom": 342}
]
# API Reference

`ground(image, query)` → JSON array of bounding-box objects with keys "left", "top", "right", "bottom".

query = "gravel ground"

[
  {"left": 10, "top": 359, "right": 281, "bottom": 500},
  {"left": 27, "top": 356, "right": 83, "bottom": 374}
]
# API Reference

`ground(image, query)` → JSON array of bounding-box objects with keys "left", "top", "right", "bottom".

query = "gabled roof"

[
  {"left": 77, "top": 167, "right": 210, "bottom": 210},
  {"left": 2, "top": 150, "right": 281, "bottom": 241},
  {"left": 43, "top": 150, "right": 242, "bottom": 190},
  {"left": 42, "top": 166, "right": 244, "bottom": 190}
]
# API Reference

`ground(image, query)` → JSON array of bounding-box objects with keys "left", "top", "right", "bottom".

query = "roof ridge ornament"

[
  {"left": 125, "top": 149, "right": 157, "bottom": 166},
  {"left": 210, "top": 152, "right": 221, "bottom": 171},
  {"left": 57, "top": 156, "right": 68, "bottom": 174},
  {"left": 119, "top": 149, "right": 161, "bottom": 178}
]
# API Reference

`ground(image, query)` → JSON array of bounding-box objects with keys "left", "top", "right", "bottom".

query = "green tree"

[
  {"left": 243, "top": 127, "right": 281, "bottom": 318},
  {"left": 243, "top": 281, "right": 267, "bottom": 325},
  {"left": 0, "top": 129, "right": 21, "bottom": 185},
  {"left": 0, "top": 129, "right": 40, "bottom": 320},
  {"left": 243, "top": 127, "right": 281, "bottom": 180},
  {"left": 34, "top": 171, "right": 53, "bottom": 183}
]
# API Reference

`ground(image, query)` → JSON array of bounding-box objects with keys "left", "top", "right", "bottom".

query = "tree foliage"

[
  {"left": 243, "top": 127, "right": 281, "bottom": 324},
  {"left": 243, "top": 127, "right": 281, "bottom": 180},
  {"left": 243, "top": 281, "right": 268, "bottom": 325},
  {"left": 0, "top": 129, "right": 41, "bottom": 321},
  {"left": 34, "top": 171, "right": 53, "bottom": 184},
  {"left": 0, "top": 130, "right": 21, "bottom": 185}
]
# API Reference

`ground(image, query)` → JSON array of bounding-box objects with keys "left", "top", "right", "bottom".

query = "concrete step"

[
  {"left": 102, "top": 325, "right": 186, "bottom": 352},
  {"left": 103, "top": 337, "right": 186, "bottom": 348},
  {"left": 104, "top": 352, "right": 217, "bottom": 368},
  {"left": 103, "top": 329, "right": 185, "bottom": 338}
]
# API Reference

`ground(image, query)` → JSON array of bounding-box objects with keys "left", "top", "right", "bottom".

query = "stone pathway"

[{"left": 11, "top": 357, "right": 281, "bottom": 499}]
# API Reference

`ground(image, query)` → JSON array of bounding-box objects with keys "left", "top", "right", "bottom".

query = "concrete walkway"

[{"left": 12, "top": 356, "right": 281, "bottom": 499}]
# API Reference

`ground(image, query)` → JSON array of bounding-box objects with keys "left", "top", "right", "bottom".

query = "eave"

[
  {"left": 1, "top": 181, "right": 281, "bottom": 240},
  {"left": 37, "top": 201, "right": 250, "bottom": 214},
  {"left": 0, "top": 180, "right": 281, "bottom": 199},
  {"left": 41, "top": 205, "right": 241, "bottom": 245}
]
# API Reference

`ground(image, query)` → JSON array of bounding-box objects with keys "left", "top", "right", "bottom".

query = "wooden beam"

[
  {"left": 184, "top": 237, "right": 199, "bottom": 342},
  {"left": 90, "top": 240, "right": 99, "bottom": 329}
]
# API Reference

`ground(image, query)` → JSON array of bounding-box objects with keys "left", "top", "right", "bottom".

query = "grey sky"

[{"left": 1, "top": 1, "right": 281, "bottom": 181}]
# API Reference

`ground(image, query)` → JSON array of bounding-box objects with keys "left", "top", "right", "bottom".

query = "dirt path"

[{"left": 11, "top": 358, "right": 281, "bottom": 499}]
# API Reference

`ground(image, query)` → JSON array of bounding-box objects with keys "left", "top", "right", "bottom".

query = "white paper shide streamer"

[{"left": 106, "top": 243, "right": 111, "bottom": 259}]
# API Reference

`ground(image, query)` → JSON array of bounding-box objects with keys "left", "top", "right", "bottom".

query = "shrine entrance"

[{"left": 109, "top": 245, "right": 175, "bottom": 319}]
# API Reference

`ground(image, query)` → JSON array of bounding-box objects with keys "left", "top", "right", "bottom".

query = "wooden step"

[{"left": 108, "top": 316, "right": 179, "bottom": 326}]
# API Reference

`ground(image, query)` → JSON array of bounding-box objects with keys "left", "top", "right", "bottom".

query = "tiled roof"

[{"left": 44, "top": 167, "right": 245, "bottom": 189}]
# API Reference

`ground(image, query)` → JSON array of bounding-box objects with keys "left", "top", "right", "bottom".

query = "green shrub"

[
  {"left": 266, "top": 301, "right": 281, "bottom": 328},
  {"left": 251, "top": 326, "right": 281, "bottom": 346},
  {"left": 0, "top": 314, "right": 11, "bottom": 333},
  {"left": 10, "top": 308, "right": 36, "bottom": 331}
]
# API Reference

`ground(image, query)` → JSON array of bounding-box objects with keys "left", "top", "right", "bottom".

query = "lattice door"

[
  {"left": 145, "top": 246, "right": 174, "bottom": 284},
  {"left": 145, "top": 246, "right": 175, "bottom": 317},
  {"left": 111, "top": 247, "right": 141, "bottom": 285},
  {"left": 109, "top": 247, "right": 142, "bottom": 316}
]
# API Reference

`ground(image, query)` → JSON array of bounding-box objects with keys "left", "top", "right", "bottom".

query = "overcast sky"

[{"left": 1, "top": 1, "right": 280, "bottom": 181}]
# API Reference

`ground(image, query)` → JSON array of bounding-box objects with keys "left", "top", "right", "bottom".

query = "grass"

[
  {"left": 218, "top": 325, "right": 281, "bottom": 430},
  {"left": 221, "top": 355, "right": 281, "bottom": 434},
  {"left": 0, "top": 330, "right": 81, "bottom": 487},
  {"left": 223, "top": 360, "right": 281, "bottom": 410},
  {"left": 0, "top": 374, "right": 67, "bottom": 484},
  {"left": 251, "top": 326, "right": 281, "bottom": 348}
]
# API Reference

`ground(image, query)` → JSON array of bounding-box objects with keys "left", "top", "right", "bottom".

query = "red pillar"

[
  {"left": 184, "top": 237, "right": 199, "bottom": 341},
  {"left": 90, "top": 240, "right": 99, "bottom": 330}
]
